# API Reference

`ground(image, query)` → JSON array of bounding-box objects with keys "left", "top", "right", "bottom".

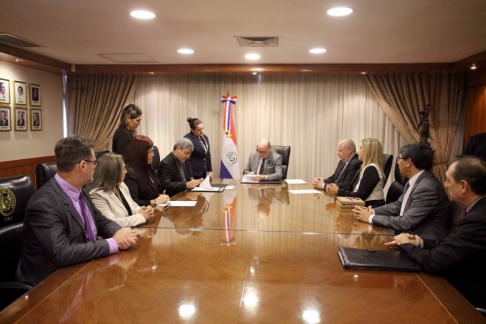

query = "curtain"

[
  {"left": 66, "top": 74, "right": 140, "bottom": 150},
  {"left": 135, "top": 74, "right": 405, "bottom": 183},
  {"left": 364, "top": 73, "right": 466, "bottom": 181}
]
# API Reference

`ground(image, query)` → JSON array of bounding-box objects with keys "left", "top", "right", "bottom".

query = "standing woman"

[
  {"left": 184, "top": 117, "right": 213, "bottom": 179},
  {"left": 87, "top": 153, "right": 154, "bottom": 227},
  {"left": 124, "top": 135, "right": 170, "bottom": 207},
  {"left": 327, "top": 138, "right": 386, "bottom": 208},
  {"left": 112, "top": 104, "right": 143, "bottom": 159}
]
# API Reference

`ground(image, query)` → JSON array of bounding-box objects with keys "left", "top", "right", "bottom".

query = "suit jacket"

[
  {"left": 243, "top": 151, "right": 283, "bottom": 181},
  {"left": 400, "top": 197, "right": 486, "bottom": 309},
  {"left": 324, "top": 154, "right": 362, "bottom": 191},
  {"left": 184, "top": 132, "right": 212, "bottom": 179},
  {"left": 157, "top": 152, "right": 190, "bottom": 197},
  {"left": 33, "top": 120, "right": 40, "bottom": 127},
  {"left": 17, "top": 177, "right": 121, "bottom": 285},
  {"left": 89, "top": 182, "right": 145, "bottom": 228},
  {"left": 0, "top": 119, "right": 8, "bottom": 126},
  {"left": 464, "top": 132, "right": 486, "bottom": 159},
  {"left": 17, "top": 118, "right": 25, "bottom": 126},
  {"left": 112, "top": 125, "right": 134, "bottom": 159},
  {"left": 372, "top": 171, "right": 451, "bottom": 240}
]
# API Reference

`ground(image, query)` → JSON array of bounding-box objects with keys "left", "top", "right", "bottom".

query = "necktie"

[
  {"left": 79, "top": 194, "right": 96, "bottom": 241},
  {"left": 399, "top": 182, "right": 411, "bottom": 216},
  {"left": 460, "top": 210, "right": 467, "bottom": 219},
  {"left": 259, "top": 159, "right": 266, "bottom": 175},
  {"left": 336, "top": 164, "right": 346, "bottom": 182}
]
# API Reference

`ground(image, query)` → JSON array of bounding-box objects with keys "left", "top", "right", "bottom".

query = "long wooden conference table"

[{"left": 1, "top": 180, "right": 485, "bottom": 323}]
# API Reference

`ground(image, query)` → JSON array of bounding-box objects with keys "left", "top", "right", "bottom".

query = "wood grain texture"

[{"left": 0, "top": 155, "right": 55, "bottom": 189}]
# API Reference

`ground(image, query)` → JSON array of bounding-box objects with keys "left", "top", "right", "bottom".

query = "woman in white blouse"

[{"left": 87, "top": 153, "right": 154, "bottom": 227}]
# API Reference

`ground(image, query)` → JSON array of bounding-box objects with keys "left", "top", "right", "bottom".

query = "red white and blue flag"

[{"left": 220, "top": 92, "right": 240, "bottom": 179}]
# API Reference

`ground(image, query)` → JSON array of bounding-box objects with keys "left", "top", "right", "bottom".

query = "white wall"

[{"left": 0, "top": 61, "right": 63, "bottom": 161}]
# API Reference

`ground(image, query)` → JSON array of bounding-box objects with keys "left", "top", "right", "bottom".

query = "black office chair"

[
  {"left": 272, "top": 145, "right": 291, "bottom": 179},
  {"left": 0, "top": 175, "right": 35, "bottom": 310},
  {"left": 151, "top": 145, "right": 161, "bottom": 171},
  {"left": 394, "top": 160, "right": 408, "bottom": 185},
  {"left": 95, "top": 150, "right": 110, "bottom": 160},
  {"left": 35, "top": 162, "right": 58, "bottom": 189},
  {"left": 383, "top": 154, "right": 393, "bottom": 182},
  {"left": 385, "top": 161, "right": 409, "bottom": 204}
]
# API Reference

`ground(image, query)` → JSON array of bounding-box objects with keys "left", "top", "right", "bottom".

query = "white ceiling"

[{"left": 1, "top": 0, "right": 485, "bottom": 65}]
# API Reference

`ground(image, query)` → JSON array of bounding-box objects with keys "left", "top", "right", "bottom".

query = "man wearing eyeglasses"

[
  {"left": 158, "top": 138, "right": 202, "bottom": 196},
  {"left": 243, "top": 139, "right": 283, "bottom": 182},
  {"left": 18, "top": 135, "right": 138, "bottom": 286},
  {"left": 353, "top": 142, "right": 451, "bottom": 241}
]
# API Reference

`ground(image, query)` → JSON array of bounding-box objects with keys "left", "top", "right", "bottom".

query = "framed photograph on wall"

[
  {"left": 0, "top": 107, "right": 11, "bottom": 131},
  {"left": 0, "top": 78, "right": 10, "bottom": 105},
  {"left": 30, "top": 84, "right": 41, "bottom": 106},
  {"left": 30, "top": 108, "right": 42, "bottom": 131},
  {"left": 14, "top": 81, "right": 28, "bottom": 105},
  {"left": 14, "top": 107, "right": 28, "bottom": 131}
]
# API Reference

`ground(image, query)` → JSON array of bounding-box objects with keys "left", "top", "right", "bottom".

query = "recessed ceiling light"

[
  {"left": 300, "top": 69, "right": 311, "bottom": 72},
  {"left": 327, "top": 7, "right": 354, "bottom": 17},
  {"left": 245, "top": 54, "right": 260, "bottom": 60},
  {"left": 15, "top": 58, "right": 23, "bottom": 62},
  {"left": 251, "top": 68, "right": 263, "bottom": 71},
  {"left": 130, "top": 10, "right": 156, "bottom": 19},
  {"left": 309, "top": 48, "right": 326, "bottom": 54},
  {"left": 149, "top": 72, "right": 154, "bottom": 74},
  {"left": 178, "top": 49, "right": 194, "bottom": 54},
  {"left": 361, "top": 72, "right": 366, "bottom": 75},
  {"left": 252, "top": 72, "right": 257, "bottom": 75},
  {"left": 471, "top": 64, "right": 477, "bottom": 70}
]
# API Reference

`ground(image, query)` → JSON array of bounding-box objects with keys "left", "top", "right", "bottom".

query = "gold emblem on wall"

[{"left": 0, "top": 187, "right": 16, "bottom": 218}]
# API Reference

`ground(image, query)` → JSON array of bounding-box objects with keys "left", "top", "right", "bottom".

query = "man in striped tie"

[{"left": 386, "top": 157, "right": 486, "bottom": 311}]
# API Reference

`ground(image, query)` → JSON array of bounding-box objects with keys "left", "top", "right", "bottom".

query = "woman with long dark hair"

[
  {"left": 184, "top": 117, "right": 213, "bottom": 179},
  {"left": 112, "top": 104, "right": 143, "bottom": 159},
  {"left": 124, "top": 135, "right": 169, "bottom": 207}
]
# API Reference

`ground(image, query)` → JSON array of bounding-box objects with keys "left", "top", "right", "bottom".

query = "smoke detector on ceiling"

[{"left": 234, "top": 36, "right": 280, "bottom": 47}]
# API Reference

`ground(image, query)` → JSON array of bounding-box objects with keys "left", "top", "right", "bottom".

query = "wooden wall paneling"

[{"left": 0, "top": 156, "right": 56, "bottom": 189}]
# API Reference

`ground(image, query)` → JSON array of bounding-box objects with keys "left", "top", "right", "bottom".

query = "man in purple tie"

[{"left": 18, "top": 135, "right": 137, "bottom": 285}]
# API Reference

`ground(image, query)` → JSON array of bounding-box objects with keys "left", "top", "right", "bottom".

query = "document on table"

[
  {"left": 191, "top": 175, "right": 224, "bottom": 192},
  {"left": 288, "top": 189, "right": 322, "bottom": 194},
  {"left": 285, "top": 179, "right": 307, "bottom": 184},
  {"left": 159, "top": 201, "right": 197, "bottom": 207},
  {"left": 242, "top": 174, "right": 259, "bottom": 183}
]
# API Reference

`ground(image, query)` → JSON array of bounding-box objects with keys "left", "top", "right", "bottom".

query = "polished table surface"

[{"left": 1, "top": 181, "right": 485, "bottom": 323}]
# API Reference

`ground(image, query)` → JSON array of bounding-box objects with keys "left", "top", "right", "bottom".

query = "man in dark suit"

[
  {"left": 386, "top": 157, "right": 486, "bottom": 310},
  {"left": 158, "top": 138, "right": 202, "bottom": 196},
  {"left": 464, "top": 132, "right": 486, "bottom": 159},
  {"left": 17, "top": 111, "right": 25, "bottom": 127},
  {"left": 17, "top": 135, "right": 137, "bottom": 286},
  {"left": 0, "top": 110, "right": 8, "bottom": 126},
  {"left": 312, "top": 139, "right": 362, "bottom": 191},
  {"left": 243, "top": 139, "right": 283, "bottom": 181},
  {"left": 354, "top": 143, "right": 451, "bottom": 241}
]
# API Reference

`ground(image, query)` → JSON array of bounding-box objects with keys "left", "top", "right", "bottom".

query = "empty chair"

[
  {"left": 271, "top": 145, "right": 291, "bottom": 180},
  {"left": 0, "top": 175, "right": 35, "bottom": 310},
  {"left": 35, "top": 162, "right": 57, "bottom": 189}
]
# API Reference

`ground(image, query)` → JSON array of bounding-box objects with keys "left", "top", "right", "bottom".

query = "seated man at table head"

[
  {"left": 158, "top": 138, "right": 202, "bottom": 197},
  {"left": 386, "top": 157, "right": 486, "bottom": 310},
  {"left": 312, "top": 139, "right": 362, "bottom": 191},
  {"left": 243, "top": 139, "right": 283, "bottom": 182},
  {"left": 17, "top": 135, "right": 137, "bottom": 286},
  {"left": 353, "top": 142, "right": 451, "bottom": 241}
]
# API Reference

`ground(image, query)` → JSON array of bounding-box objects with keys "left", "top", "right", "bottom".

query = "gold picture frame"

[
  {"left": 30, "top": 84, "right": 41, "bottom": 107},
  {"left": 0, "top": 107, "right": 12, "bottom": 131},
  {"left": 0, "top": 78, "right": 10, "bottom": 105},
  {"left": 14, "top": 81, "right": 28, "bottom": 106},
  {"left": 30, "top": 108, "right": 42, "bottom": 131},
  {"left": 14, "top": 107, "right": 28, "bottom": 131}
]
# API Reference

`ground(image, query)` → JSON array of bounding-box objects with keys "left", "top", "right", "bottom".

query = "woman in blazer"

[
  {"left": 112, "top": 104, "right": 142, "bottom": 159},
  {"left": 87, "top": 153, "right": 153, "bottom": 227},
  {"left": 184, "top": 117, "right": 213, "bottom": 179},
  {"left": 124, "top": 135, "right": 170, "bottom": 207},
  {"left": 327, "top": 138, "right": 386, "bottom": 208}
]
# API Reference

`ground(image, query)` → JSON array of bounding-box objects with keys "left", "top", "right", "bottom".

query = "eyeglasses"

[
  {"left": 396, "top": 157, "right": 406, "bottom": 163},
  {"left": 78, "top": 159, "right": 99, "bottom": 167}
]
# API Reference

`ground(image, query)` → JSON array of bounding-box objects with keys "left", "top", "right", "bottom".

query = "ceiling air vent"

[
  {"left": 234, "top": 36, "right": 279, "bottom": 47},
  {"left": 0, "top": 33, "right": 41, "bottom": 47},
  {"left": 98, "top": 53, "right": 158, "bottom": 64}
]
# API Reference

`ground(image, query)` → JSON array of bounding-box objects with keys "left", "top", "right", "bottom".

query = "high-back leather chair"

[
  {"left": 385, "top": 160, "right": 409, "bottom": 204},
  {"left": 35, "top": 162, "right": 57, "bottom": 189},
  {"left": 272, "top": 145, "right": 291, "bottom": 180},
  {"left": 151, "top": 145, "right": 161, "bottom": 171},
  {"left": 0, "top": 175, "right": 35, "bottom": 310},
  {"left": 95, "top": 150, "right": 110, "bottom": 160},
  {"left": 383, "top": 154, "right": 393, "bottom": 182}
]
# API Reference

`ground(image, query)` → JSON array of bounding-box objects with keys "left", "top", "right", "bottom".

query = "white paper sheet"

[
  {"left": 285, "top": 179, "right": 307, "bottom": 184},
  {"left": 158, "top": 201, "right": 197, "bottom": 207},
  {"left": 225, "top": 185, "right": 235, "bottom": 190},
  {"left": 242, "top": 174, "right": 259, "bottom": 183},
  {"left": 288, "top": 189, "right": 321, "bottom": 194}
]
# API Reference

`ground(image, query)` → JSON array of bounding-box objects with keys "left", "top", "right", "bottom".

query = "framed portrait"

[
  {"left": 30, "top": 84, "right": 41, "bottom": 107},
  {"left": 14, "top": 81, "right": 28, "bottom": 105},
  {"left": 0, "top": 78, "right": 10, "bottom": 105},
  {"left": 30, "top": 108, "right": 42, "bottom": 131},
  {"left": 0, "top": 107, "right": 12, "bottom": 131},
  {"left": 14, "top": 107, "right": 28, "bottom": 131}
]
